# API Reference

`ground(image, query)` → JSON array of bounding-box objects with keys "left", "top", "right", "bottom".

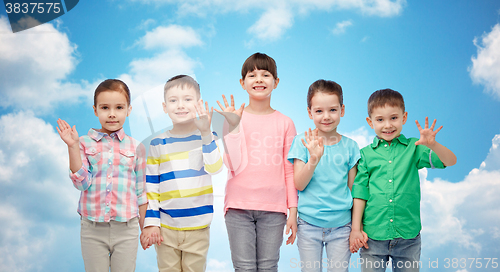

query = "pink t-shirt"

[{"left": 223, "top": 110, "right": 298, "bottom": 214}]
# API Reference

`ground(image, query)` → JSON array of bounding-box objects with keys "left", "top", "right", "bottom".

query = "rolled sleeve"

[{"left": 352, "top": 154, "right": 370, "bottom": 200}]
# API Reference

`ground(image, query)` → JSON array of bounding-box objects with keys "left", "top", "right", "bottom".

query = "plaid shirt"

[{"left": 70, "top": 128, "right": 147, "bottom": 222}]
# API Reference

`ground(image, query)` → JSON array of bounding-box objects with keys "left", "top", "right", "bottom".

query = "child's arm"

[
  {"left": 195, "top": 100, "right": 223, "bottom": 175},
  {"left": 215, "top": 94, "right": 245, "bottom": 134},
  {"left": 135, "top": 142, "right": 148, "bottom": 230},
  {"left": 56, "top": 119, "right": 82, "bottom": 173},
  {"left": 285, "top": 207, "right": 297, "bottom": 245},
  {"left": 347, "top": 164, "right": 357, "bottom": 191},
  {"left": 350, "top": 198, "right": 368, "bottom": 253},
  {"left": 294, "top": 128, "right": 324, "bottom": 191},
  {"left": 415, "top": 117, "right": 457, "bottom": 166}
]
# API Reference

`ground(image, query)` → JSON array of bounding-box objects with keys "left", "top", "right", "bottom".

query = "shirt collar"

[
  {"left": 371, "top": 134, "right": 409, "bottom": 148},
  {"left": 88, "top": 128, "right": 126, "bottom": 142}
]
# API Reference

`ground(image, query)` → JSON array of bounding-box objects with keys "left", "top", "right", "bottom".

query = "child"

[
  {"left": 349, "top": 89, "right": 457, "bottom": 272},
  {"left": 57, "top": 79, "right": 147, "bottom": 272},
  {"left": 141, "top": 75, "right": 223, "bottom": 272},
  {"left": 287, "top": 79, "right": 360, "bottom": 272},
  {"left": 215, "top": 52, "right": 298, "bottom": 271}
]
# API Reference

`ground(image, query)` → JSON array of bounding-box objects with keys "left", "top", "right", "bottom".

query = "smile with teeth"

[
  {"left": 253, "top": 86, "right": 266, "bottom": 90},
  {"left": 383, "top": 130, "right": 396, "bottom": 134},
  {"left": 176, "top": 112, "right": 189, "bottom": 116}
]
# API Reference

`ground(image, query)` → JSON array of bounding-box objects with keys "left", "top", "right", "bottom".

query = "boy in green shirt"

[{"left": 350, "top": 89, "right": 456, "bottom": 272}]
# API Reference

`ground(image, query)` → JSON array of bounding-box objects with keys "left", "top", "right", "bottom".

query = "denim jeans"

[
  {"left": 296, "top": 217, "right": 351, "bottom": 272},
  {"left": 225, "top": 208, "right": 286, "bottom": 272},
  {"left": 359, "top": 233, "right": 421, "bottom": 272}
]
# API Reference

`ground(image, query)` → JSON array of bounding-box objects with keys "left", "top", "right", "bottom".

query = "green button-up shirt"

[{"left": 352, "top": 134, "right": 445, "bottom": 240}]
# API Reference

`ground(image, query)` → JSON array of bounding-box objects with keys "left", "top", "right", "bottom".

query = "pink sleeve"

[
  {"left": 222, "top": 120, "right": 248, "bottom": 177},
  {"left": 284, "top": 118, "right": 298, "bottom": 208}
]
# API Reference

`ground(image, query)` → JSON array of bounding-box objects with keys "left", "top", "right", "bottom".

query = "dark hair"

[
  {"left": 241, "top": 52, "right": 277, "bottom": 79},
  {"left": 367, "top": 88, "right": 405, "bottom": 116},
  {"left": 164, "top": 75, "right": 200, "bottom": 98},
  {"left": 307, "top": 79, "right": 343, "bottom": 108},
  {"left": 94, "top": 79, "right": 131, "bottom": 106}
]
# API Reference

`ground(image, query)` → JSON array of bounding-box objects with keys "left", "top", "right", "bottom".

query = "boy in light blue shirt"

[{"left": 288, "top": 80, "right": 360, "bottom": 272}]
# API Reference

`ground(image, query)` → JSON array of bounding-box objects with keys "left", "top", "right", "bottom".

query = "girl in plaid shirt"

[{"left": 57, "top": 79, "right": 147, "bottom": 272}]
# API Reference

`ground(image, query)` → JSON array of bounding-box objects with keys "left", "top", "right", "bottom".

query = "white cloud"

[
  {"left": 342, "top": 126, "right": 375, "bottom": 148},
  {"left": 332, "top": 20, "right": 353, "bottom": 35},
  {"left": 470, "top": 24, "right": 500, "bottom": 100},
  {"left": 420, "top": 134, "right": 500, "bottom": 258},
  {"left": 138, "top": 25, "right": 203, "bottom": 50},
  {"left": 129, "top": 0, "right": 406, "bottom": 42},
  {"left": 0, "top": 111, "right": 81, "bottom": 271},
  {"left": 0, "top": 16, "right": 93, "bottom": 112},
  {"left": 247, "top": 6, "right": 294, "bottom": 41}
]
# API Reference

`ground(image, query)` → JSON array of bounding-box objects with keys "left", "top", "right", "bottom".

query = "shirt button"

[
  {"left": 390, "top": 219, "right": 393, "bottom": 222},
  {"left": 389, "top": 179, "right": 393, "bottom": 183},
  {"left": 384, "top": 144, "right": 388, "bottom": 147},
  {"left": 106, "top": 203, "right": 110, "bottom": 206},
  {"left": 389, "top": 199, "right": 393, "bottom": 202},
  {"left": 389, "top": 160, "right": 392, "bottom": 163}
]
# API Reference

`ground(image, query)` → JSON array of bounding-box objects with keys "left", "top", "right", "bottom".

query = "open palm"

[
  {"left": 215, "top": 94, "right": 245, "bottom": 131},
  {"left": 56, "top": 119, "right": 79, "bottom": 147},
  {"left": 415, "top": 117, "right": 442, "bottom": 147}
]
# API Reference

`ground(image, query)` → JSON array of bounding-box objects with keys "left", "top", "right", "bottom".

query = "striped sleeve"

[
  {"left": 202, "top": 132, "right": 223, "bottom": 175},
  {"left": 144, "top": 140, "right": 161, "bottom": 227}
]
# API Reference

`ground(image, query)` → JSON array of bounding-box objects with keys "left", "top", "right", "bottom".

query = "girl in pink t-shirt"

[{"left": 215, "top": 53, "right": 298, "bottom": 271}]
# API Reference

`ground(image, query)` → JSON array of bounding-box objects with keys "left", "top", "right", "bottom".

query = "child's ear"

[
  {"left": 127, "top": 105, "right": 132, "bottom": 117},
  {"left": 402, "top": 111, "right": 408, "bottom": 124},
  {"left": 240, "top": 78, "right": 245, "bottom": 89},
  {"left": 366, "top": 117, "right": 374, "bottom": 129},
  {"left": 162, "top": 102, "right": 168, "bottom": 114},
  {"left": 340, "top": 104, "right": 345, "bottom": 117},
  {"left": 307, "top": 107, "right": 313, "bottom": 119},
  {"left": 274, "top": 77, "right": 280, "bottom": 89},
  {"left": 93, "top": 105, "right": 98, "bottom": 117}
]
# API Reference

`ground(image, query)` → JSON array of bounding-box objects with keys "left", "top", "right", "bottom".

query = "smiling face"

[
  {"left": 163, "top": 85, "right": 199, "bottom": 125},
  {"left": 93, "top": 90, "right": 131, "bottom": 135},
  {"left": 308, "top": 92, "right": 345, "bottom": 136},
  {"left": 240, "top": 69, "right": 279, "bottom": 101},
  {"left": 367, "top": 105, "right": 408, "bottom": 144}
]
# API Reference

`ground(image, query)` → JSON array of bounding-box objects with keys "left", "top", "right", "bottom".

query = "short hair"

[
  {"left": 307, "top": 79, "right": 343, "bottom": 108},
  {"left": 241, "top": 52, "right": 278, "bottom": 79},
  {"left": 94, "top": 79, "right": 131, "bottom": 106},
  {"left": 367, "top": 88, "right": 405, "bottom": 116},
  {"left": 164, "top": 75, "right": 200, "bottom": 99}
]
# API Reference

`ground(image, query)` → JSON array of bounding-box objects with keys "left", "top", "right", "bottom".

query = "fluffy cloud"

[
  {"left": 129, "top": 0, "right": 406, "bottom": 41},
  {"left": 332, "top": 20, "right": 353, "bottom": 35},
  {"left": 120, "top": 25, "right": 203, "bottom": 96},
  {"left": 0, "top": 16, "right": 93, "bottom": 112},
  {"left": 420, "top": 134, "right": 500, "bottom": 267},
  {"left": 470, "top": 24, "right": 500, "bottom": 100},
  {"left": 0, "top": 111, "right": 81, "bottom": 271}
]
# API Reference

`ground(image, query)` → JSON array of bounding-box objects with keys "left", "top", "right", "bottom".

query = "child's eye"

[
  {"left": 316, "top": 110, "right": 322, "bottom": 113},
  {"left": 377, "top": 118, "right": 383, "bottom": 122},
  {"left": 391, "top": 117, "right": 397, "bottom": 120},
  {"left": 169, "top": 99, "right": 176, "bottom": 103},
  {"left": 186, "top": 98, "right": 192, "bottom": 102},
  {"left": 101, "top": 106, "right": 108, "bottom": 110},
  {"left": 330, "top": 109, "right": 337, "bottom": 112},
  {"left": 117, "top": 106, "right": 123, "bottom": 109}
]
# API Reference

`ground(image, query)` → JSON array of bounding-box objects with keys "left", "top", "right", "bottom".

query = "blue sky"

[{"left": 1, "top": 0, "right": 500, "bottom": 271}]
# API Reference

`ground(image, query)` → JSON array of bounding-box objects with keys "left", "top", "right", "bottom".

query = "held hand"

[
  {"left": 349, "top": 229, "right": 369, "bottom": 253},
  {"left": 215, "top": 94, "right": 245, "bottom": 132},
  {"left": 56, "top": 118, "right": 79, "bottom": 147},
  {"left": 301, "top": 128, "right": 324, "bottom": 164},
  {"left": 285, "top": 215, "right": 297, "bottom": 245},
  {"left": 140, "top": 226, "right": 162, "bottom": 250},
  {"left": 415, "top": 117, "right": 443, "bottom": 147},
  {"left": 193, "top": 99, "right": 213, "bottom": 135}
]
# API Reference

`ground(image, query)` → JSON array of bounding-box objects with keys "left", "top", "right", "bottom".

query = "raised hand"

[
  {"left": 415, "top": 117, "right": 442, "bottom": 147},
  {"left": 215, "top": 94, "right": 245, "bottom": 132},
  {"left": 56, "top": 118, "right": 79, "bottom": 147},
  {"left": 301, "top": 128, "right": 324, "bottom": 165},
  {"left": 193, "top": 99, "right": 213, "bottom": 135}
]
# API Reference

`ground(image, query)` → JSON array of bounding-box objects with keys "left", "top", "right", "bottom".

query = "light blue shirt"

[{"left": 288, "top": 134, "right": 360, "bottom": 228}]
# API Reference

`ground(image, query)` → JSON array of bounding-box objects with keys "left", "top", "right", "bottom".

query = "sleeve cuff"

[{"left": 352, "top": 185, "right": 370, "bottom": 200}]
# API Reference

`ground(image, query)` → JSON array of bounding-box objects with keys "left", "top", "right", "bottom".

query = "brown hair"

[
  {"left": 367, "top": 88, "right": 405, "bottom": 116},
  {"left": 307, "top": 79, "right": 343, "bottom": 108},
  {"left": 164, "top": 75, "right": 200, "bottom": 99},
  {"left": 94, "top": 79, "right": 131, "bottom": 106},
  {"left": 241, "top": 52, "right": 278, "bottom": 79}
]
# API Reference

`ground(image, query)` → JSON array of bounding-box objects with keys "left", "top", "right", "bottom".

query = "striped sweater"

[{"left": 144, "top": 130, "right": 223, "bottom": 230}]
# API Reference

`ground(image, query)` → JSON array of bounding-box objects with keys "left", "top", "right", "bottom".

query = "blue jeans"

[
  {"left": 359, "top": 234, "right": 421, "bottom": 272},
  {"left": 296, "top": 217, "right": 351, "bottom": 272},
  {"left": 225, "top": 208, "right": 286, "bottom": 272}
]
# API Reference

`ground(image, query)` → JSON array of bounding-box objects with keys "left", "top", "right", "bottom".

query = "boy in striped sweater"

[{"left": 141, "top": 75, "right": 223, "bottom": 272}]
